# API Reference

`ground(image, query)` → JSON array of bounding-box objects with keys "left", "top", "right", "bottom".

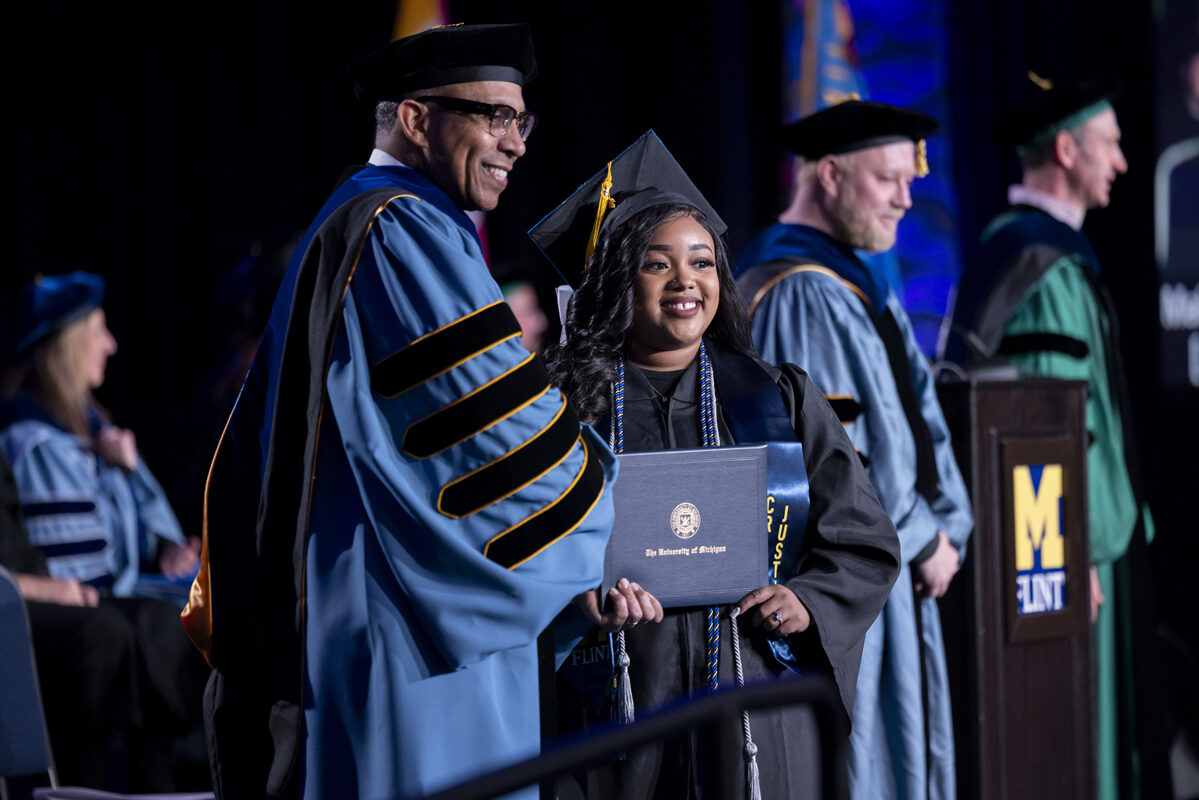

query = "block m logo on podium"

[{"left": 1012, "top": 464, "right": 1067, "bottom": 615}]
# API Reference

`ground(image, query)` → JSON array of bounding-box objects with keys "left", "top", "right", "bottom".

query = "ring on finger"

[{"left": 772, "top": 610, "right": 783, "bottom": 625}]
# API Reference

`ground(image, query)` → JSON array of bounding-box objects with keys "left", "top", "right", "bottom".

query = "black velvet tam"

[
  {"left": 991, "top": 77, "right": 1118, "bottom": 148},
  {"left": 350, "top": 23, "right": 537, "bottom": 103},
  {"left": 781, "top": 99, "right": 938, "bottom": 159}
]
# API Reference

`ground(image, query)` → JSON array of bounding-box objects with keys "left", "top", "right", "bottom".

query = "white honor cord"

[
  {"left": 728, "top": 608, "right": 762, "bottom": 800},
  {"left": 609, "top": 381, "right": 617, "bottom": 449}
]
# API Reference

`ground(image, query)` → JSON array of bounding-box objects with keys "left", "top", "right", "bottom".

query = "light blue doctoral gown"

[
  {"left": 0, "top": 397, "right": 186, "bottom": 598},
  {"left": 739, "top": 224, "right": 973, "bottom": 800},
  {"left": 238, "top": 165, "right": 617, "bottom": 800}
]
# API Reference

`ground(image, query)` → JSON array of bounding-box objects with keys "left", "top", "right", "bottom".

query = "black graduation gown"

[{"left": 555, "top": 344, "right": 899, "bottom": 800}]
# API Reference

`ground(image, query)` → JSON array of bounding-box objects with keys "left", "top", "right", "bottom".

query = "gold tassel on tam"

[
  {"left": 915, "top": 139, "right": 929, "bottom": 178},
  {"left": 585, "top": 161, "right": 617, "bottom": 272},
  {"left": 1027, "top": 70, "right": 1054, "bottom": 91}
]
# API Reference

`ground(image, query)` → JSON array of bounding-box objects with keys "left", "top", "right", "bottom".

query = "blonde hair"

[{"left": 3, "top": 311, "right": 102, "bottom": 438}]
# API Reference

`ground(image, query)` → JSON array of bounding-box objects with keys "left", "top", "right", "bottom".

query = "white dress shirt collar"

[
  {"left": 1007, "top": 184, "right": 1086, "bottom": 231},
  {"left": 368, "top": 148, "right": 405, "bottom": 167}
]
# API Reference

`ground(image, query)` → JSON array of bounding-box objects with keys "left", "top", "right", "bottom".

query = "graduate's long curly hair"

[{"left": 546, "top": 203, "right": 753, "bottom": 426}]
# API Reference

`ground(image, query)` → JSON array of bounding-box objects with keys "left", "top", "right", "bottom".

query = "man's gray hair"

[
  {"left": 375, "top": 101, "right": 401, "bottom": 133},
  {"left": 375, "top": 89, "right": 439, "bottom": 133}
]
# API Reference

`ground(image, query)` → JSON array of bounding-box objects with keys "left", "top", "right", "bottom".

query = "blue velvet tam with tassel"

[{"left": 12, "top": 271, "right": 105, "bottom": 354}]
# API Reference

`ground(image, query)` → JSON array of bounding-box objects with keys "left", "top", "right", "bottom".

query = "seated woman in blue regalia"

[
  {"left": 0, "top": 272, "right": 198, "bottom": 595},
  {"left": 0, "top": 271, "right": 207, "bottom": 791},
  {"left": 531, "top": 132, "right": 900, "bottom": 800}
]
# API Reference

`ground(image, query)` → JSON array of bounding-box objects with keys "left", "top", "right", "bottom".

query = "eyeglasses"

[{"left": 420, "top": 96, "right": 539, "bottom": 142}]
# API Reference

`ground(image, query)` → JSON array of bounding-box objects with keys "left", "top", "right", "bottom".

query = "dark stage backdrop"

[{"left": 5, "top": 0, "right": 1193, "bottom": 678}]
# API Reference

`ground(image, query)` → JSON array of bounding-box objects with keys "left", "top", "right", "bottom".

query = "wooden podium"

[{"left": 936, "top": 379, "right": 1094, "bottom": 800}]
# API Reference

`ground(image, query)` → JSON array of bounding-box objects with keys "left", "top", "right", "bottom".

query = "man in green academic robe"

[{"left": 949, "top": 76, "right": 1171, "bottom": 800}]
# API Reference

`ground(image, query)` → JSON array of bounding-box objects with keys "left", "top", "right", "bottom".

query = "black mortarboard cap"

[
  {"left": 350, "top": 23, "right": 537, "bottom": 103},
  {"left": 992, "top": 74, "right": 1118, "bottom": 149},
  {"left": 781, "top": 100, "right": 939, "bottom": 161},
  {"left": 528, "top": 130, "right": 725, "bottom": 287}
]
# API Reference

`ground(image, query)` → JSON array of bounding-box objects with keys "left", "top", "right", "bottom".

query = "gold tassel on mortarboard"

[
  {"left": 584, "top": 161, "right": 617, "bottom": 271},
  {"left": 915, "top": 139, "right": 929, "bottom": 178}
]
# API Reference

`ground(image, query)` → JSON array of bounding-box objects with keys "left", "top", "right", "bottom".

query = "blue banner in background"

[
  {"left": 783, "top": 0, "right": 962, "bottom": 356},
  {"left": 783, "top": 0, "right": 868, "bottom": 118}
]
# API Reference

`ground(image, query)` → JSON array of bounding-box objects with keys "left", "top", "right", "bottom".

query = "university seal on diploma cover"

[{"left": 670, "top": 503, "right": 701, "bottom": 539}]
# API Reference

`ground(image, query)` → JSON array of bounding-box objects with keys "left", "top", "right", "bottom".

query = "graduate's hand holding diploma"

[
  {"left": 576, "top": 577, "right": 664, "bottom": 633},
  {"left": 737, "top": 584, "right": 811, "bottom": 637}
]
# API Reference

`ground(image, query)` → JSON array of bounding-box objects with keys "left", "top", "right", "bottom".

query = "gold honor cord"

[{"left": 584, "top": 161, "right": 616, "bottom": 270}]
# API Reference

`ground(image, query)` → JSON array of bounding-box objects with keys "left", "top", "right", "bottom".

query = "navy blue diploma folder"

[{"left": 601, "top": 445, "right": 768, "bottom": 607}]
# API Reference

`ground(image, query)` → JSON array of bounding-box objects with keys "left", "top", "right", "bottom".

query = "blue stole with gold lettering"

[
  {"left": 708, "top": 345, "right": 811, "bottom": 674},
  {"left": 761, "top": 443, "right": 810, "bottom": 673}
]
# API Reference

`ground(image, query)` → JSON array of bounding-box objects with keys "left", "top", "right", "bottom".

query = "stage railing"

[{"left": 425, "top": 675, "right": 847, "bottom": 800}]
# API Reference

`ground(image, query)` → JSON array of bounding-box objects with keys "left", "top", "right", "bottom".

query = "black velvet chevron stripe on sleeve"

[
  {"left": 438, "top": 394, "right": 582, "bottom": 518},
  {"left": 36, "top": 538, "right": 107, "bottom": 558},
  {"left": 370, "top": 301, "right": 523, "bottom": 398},
  {"left": 823, "top": 395, "right": 864, "bottom": 424},
  {"left": 402, "top": 354, "right": 550, "bottom": 459},
  {"left": 483, "top": 438, "right": 606, "bottom": 569},
  {"left": 20, "top": 499, "right": 98, "bottom": 518},
  {"left": 996, "top": 331, "right": 1090, "bottom": 360}
]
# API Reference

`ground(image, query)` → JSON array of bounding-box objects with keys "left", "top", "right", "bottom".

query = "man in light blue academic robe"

[
  {"left": 183, "top": 24, "right": 619, "bottom": 800},
  {"left": 735, "top": 100, "right": 974, "bottom": 800}
]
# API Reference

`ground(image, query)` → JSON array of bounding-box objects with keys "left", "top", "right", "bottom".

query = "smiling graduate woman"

[{"left": 531, "top": 132, "right": 901, "bottom": 800}]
